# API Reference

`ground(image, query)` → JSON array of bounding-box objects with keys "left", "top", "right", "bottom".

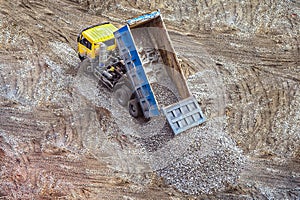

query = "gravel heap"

[{"left": 157, "top": 118, "right": 245, "bottom": 195}]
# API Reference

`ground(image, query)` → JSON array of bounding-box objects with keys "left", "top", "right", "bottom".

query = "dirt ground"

[{"left": 0, "top": 0, "right": 299, "bottom": 199}]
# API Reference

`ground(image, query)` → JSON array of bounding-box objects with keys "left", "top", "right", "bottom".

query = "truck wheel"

[
  {"left": 128, "top": 99, "right": 142, "bottom": 118},
  {"left": 80, "top": 59, "right": 93, "bottom": 75},
  {"left": 114, "top": 86, "right": 130, "bottom": 107}
]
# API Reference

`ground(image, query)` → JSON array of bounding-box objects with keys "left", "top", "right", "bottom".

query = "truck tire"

[
  {"left": 114, "top": 86, "right": 130, "bottom": 107},
  {"left": 128, "top": 99, "right": 142, "bottom": 118},
  {"left": 79, "top": 58, "right": 93, "bottom": 75}
]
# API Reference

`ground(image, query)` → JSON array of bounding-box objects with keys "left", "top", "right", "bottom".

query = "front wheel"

[
  {"left": 79, "top": 58, "right": 93, "bottom": 76},
  {"left": 128, "top": 99, "right": 142, "bottom": 118}
]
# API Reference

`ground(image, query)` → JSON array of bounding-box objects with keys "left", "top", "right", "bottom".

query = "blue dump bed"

[{"left": 114, "top": 10, "right": 205, "bottom": 134}]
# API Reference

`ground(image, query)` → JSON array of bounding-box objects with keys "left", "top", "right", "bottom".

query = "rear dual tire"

[{"left": 128, "top": 98, "right": 142, "bottom": 118}]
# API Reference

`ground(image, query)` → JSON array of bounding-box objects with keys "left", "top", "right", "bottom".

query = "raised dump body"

[{"left": 114, "top": 10, "right": 205, "bottom": 134}]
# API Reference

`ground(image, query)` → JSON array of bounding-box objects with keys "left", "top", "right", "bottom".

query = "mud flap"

[{"left": 162, "top": 97, "right": 206, "bottom": 135}]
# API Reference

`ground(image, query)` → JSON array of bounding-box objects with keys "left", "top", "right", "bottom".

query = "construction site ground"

[{"left": 0, "top": 0, "right": 299, "bottom": 199}]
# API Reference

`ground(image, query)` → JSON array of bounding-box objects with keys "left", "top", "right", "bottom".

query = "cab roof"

[{"left": 82, "top": 23, "right": 118, "bottom": 44}]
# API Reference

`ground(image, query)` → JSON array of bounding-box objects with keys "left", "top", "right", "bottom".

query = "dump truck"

[{"left": 77, "top": 10, "right": 205, "bottom": 134}]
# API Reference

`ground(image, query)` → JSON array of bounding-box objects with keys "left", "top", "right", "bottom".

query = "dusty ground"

[{"left": 0, "top": 0, "right": 299, "bottom": 199}]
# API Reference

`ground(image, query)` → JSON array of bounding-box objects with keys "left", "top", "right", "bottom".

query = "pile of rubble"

[{"left": 158, "top": 118, "right": 245, "bottom": 194}]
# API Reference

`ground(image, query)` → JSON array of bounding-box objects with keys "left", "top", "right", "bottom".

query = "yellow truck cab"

[{"left": 77, "top": 22, "right": 118, "bottom": 61}]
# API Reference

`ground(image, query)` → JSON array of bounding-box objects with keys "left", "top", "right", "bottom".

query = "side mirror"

[{"left": 77, "top": 34, "right": 81, "bottom": 43}]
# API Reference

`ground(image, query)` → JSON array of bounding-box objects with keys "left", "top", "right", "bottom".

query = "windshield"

[{"left": 103, "top": 38, "right": 115, "bottom": 47}]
